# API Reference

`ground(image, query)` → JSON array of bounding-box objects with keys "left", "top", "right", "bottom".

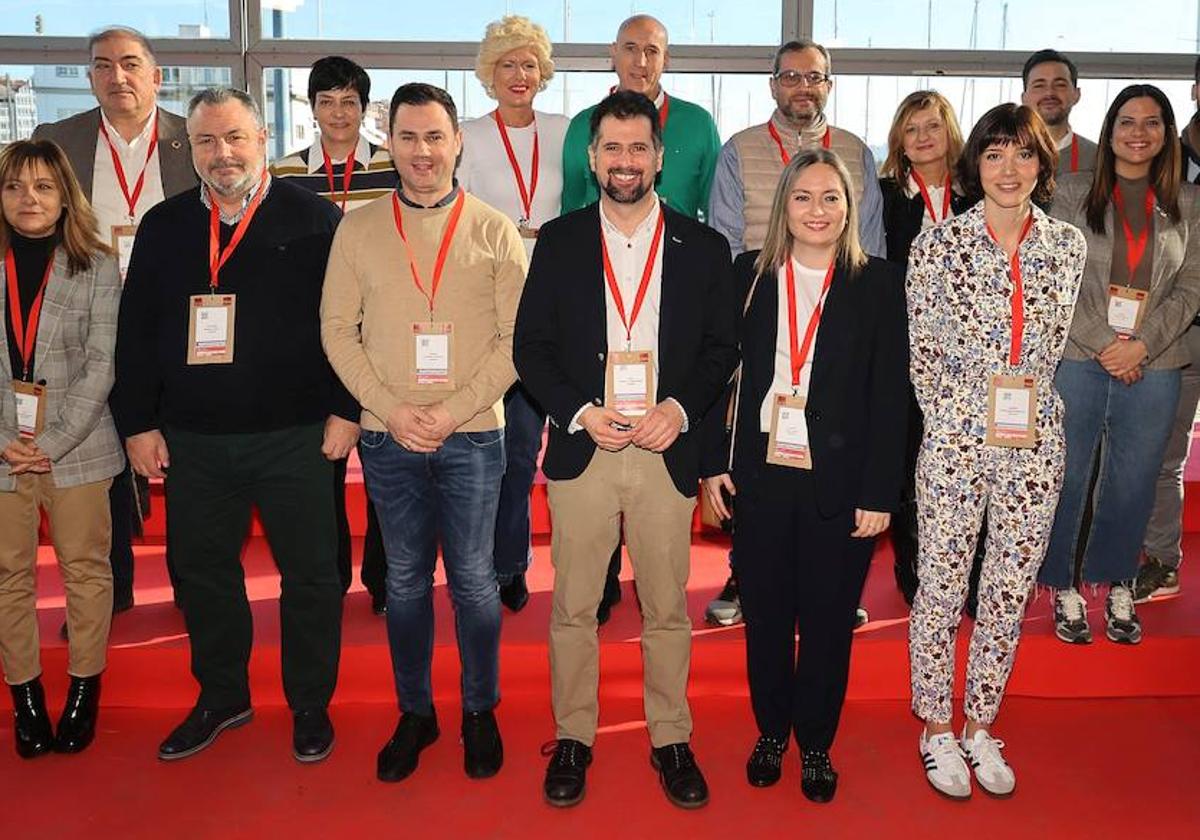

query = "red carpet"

[{"left": 5, "top": 528, "right": 1200, "bottom": 835}]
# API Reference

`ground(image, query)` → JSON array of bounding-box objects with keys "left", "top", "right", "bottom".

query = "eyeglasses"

[{"left": 774, "top": 70, "right": 831, "bottom": 88}]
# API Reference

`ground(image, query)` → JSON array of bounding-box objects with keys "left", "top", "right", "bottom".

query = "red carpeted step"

[
  {"left": 9, "top": 533, "right": 1200, "bottom": 712},
  {"left": 3, "top": 697, "right": 1197, "bottom": 837}
]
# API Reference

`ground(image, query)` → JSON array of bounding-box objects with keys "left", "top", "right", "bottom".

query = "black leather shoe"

[
  {"left": 542, "top": 739, "right": 592, "bottom": 807},
  {"left": 370, "top": 591, "right": 387, "bottom": 616},
  {"left": 650, "top": 743, "right": 709, "bottom": 809},
  {"left": 746, "top": 735, "right": 787, "bottom": 787},
  {"left": 377, "top": 710, "right": 439, "bottom": 782},
  {"left": 158, "top": 705, "right": 253, "bottom": 761},
  {"left": 293, "top": 708, "right": 334, "bottom": 763},
  {"left": 462, "top": 709, "right": 503, "bottom": 778},
  {"left": 499, "top": 574, "right": 529, "bottom": 613},
  {"left": 596, "top": 564, "right": 622, "bottom": 626},
  {"left": 10, "top": 678, "right": 54, "bottom": 759},
  {"left": 800, "top": 749, "right": 838, "bottom": 803},
  {"left": 54, "top": 674, "right": 101, "bottom": 753}
]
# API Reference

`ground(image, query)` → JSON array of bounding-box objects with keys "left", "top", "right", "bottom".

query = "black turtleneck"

[{"left": 5, "top": 230, "right": 58, "bottom": 381}]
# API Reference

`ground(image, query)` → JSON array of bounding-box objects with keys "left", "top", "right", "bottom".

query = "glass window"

[
  {"left": 266, "top": 64, "right": 1194, "bottom": 171},
  {"left": 0, "top": 1, "right": 230, "bottom": 39},
  {"left": 260, "top": 0, "right": 780, "bottom": 45},
  {"left": 814, "top": 0, "right": 1197, "bottom": 55},
  {"left": 0, "top": 63, "right": 235, "bottom": 142},
  {"left": 829, "top": 76, "right": 1194, "bottom": 157}
]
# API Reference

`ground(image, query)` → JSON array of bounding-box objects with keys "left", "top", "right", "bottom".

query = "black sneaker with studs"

[
  {"left": 746, "top": 734, "right": 787, "bottom": 787},
  {"left": 800, "top": 748, "right": 838, "bottom": 803}
]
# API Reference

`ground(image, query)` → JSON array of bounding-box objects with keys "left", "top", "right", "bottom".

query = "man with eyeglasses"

[
  {"left": 1020, "top": 49, "right": 1098, "bottom": 175},
  {"left": 560, "top": 14, "right": 721, "bottom": 222},
  {"left": 32, "top": 26, "right": 197, "bottom": 625},
  {"left": 113, "top": 87, "right": 356, "bottom": 764},
  {"left": 709, "top": 39, "right": 885, "bottom": 260},
  {"left": 706, "top": 39, "right": 885, "bottom": 629}
]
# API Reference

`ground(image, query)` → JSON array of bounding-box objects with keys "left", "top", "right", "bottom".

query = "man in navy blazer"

[{"left": 514, "top": 91, "right": 737, "bottom": 810}]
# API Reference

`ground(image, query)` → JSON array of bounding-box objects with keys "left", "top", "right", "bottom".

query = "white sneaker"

[
  {"left": 919, "top": 730, "right": 971, "bottom": 800},
  {"left": 961, "top": 728, "right": 1016, "bottom": 797}
]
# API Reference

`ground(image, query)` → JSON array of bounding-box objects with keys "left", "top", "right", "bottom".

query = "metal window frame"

[{"left": 0, "top": 1, "right": 1190, "bottom": 111}]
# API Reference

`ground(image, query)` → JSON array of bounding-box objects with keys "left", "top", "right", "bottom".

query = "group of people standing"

[{"left": 1, "top": 13, "right": 1196, "bottom": 813}]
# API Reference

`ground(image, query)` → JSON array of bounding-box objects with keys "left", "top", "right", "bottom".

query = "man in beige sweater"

[{"left": 320, "top": 83, "right": 527, "bottom": 784}]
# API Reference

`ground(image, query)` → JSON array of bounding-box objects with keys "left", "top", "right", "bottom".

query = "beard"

[
  {"left": 601, "top": 168, "right": 652, "bottom": 204},
  {"left": 202, "top": 158, "right": 260, "bottom": 197}
]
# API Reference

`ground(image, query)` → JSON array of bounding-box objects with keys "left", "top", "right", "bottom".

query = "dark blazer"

[
  {"left": 32, "top": 106, "right": 197, "bottom": 201},
  {"left": 701, "top": 251, "right": 910, "bottom": 518},
  {"left": 514, "top": 201, "right": 739, "bottom": 497},
  {"left": 879, "top": 176, "right": 974, "bottom": 266}
]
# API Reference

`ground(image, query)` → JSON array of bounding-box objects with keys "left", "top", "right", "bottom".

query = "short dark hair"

[
  {"left": 88, "top": 26, "right": 157, "bottom": 65},
  {"left": 588, "top": 90, "right": 662, "bottom": 150},
  {"left": 956, "top": 103, "right": 1057, "bottom": 206},
  {"left": 1022, "top": 49, "right": 1078, "bottom": 89},
  {"left": 1194, "top": 54, "right": 1200, "bottom": 84},
  {"left": 308, "top": 56, "right": 370, "bottom": 109},
  {"left": 388, "top": 83, "right": 458, "bottom": 133},
  {"left": 773, "top": 39, "right": 831, "bottom": 77}
]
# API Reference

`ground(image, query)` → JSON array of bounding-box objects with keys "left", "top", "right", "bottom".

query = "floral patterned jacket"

[{"left": 905, "top": 202, "right": 1087, "bottom": 444}]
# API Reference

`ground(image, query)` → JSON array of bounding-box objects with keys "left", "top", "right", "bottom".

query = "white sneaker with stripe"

[
  {"left": 919, "top": 730, "right": 971, "bottom": 800},
  {"left": 961, "top": 728, "right": 1016, "bottom": 797}
]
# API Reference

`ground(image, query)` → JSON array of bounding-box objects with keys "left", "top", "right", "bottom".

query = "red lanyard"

[
  {"left": 98, "top": 114, "right": 159, "bottom": 220},
  {"left": 767, "top": 122, "right": 831, "bottom": 165},
  {"left": 208, "top": 174, "right": 269, "bottom": 291},
  {"left": 1113, "top": 184, "right": 1156, "bottom": 281},
  {"left": 986, "top": 213, "right": 1035, "bottom": 366},
  {"left": 600, "top": 207, "right": 665, "bottom": 345},
  {"left": 321, "top": 143, "right": 356, "bottom": 214},
  {"left": 1069, "top": 134, "right": 1079, "bottom": 173},
  {"left": 391, "top": 189, "right": 467, "bottom": 317},
  {"left": 493, "top": 110, "right": 539, "bottom": 222},
  {"left": 4, "top": 248, "right": 54, "bottom": 380},
  {"left": 785, "top": 259, "right": 835, "bottom": 388},
  {"left": 911, "top": 170, "right": 952, "bottom": 224}
]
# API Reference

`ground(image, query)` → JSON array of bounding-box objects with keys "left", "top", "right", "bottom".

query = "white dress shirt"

[
  {"left": 905, "top": 173, "right": 955, "bottom": 232},
  {"left": 760, "top": 258, "right": 829, "bottom": 432},
  {"left": 568, "top": 194, "right": 687, "bottom": 433},
  {"left": 91, "top": 109, "right": 166, "bottom": 236}
]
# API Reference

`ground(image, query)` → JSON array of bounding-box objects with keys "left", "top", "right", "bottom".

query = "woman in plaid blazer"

[{"left": 0, "top": 139, "right": 123, "bottom": 758}]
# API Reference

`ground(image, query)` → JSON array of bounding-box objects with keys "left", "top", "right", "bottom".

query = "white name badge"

[
  {"left": 1107, "top": 285, "right": 1147, "bottom": 337},
  {"left": 187, "top": 294, "right": 236, "bottom": 365},
  {"left": 766, "top": 394, "right": 813, "bottom": 469},
  {"left": 13, "top": 380, "right": 45, "bottom": 439},
  {"left": 111, "top": 224, "right": 137, "bottom": 284},
  {"left": 412, "top": 322, "right": 454, "bottom": 388},
  {"left": 986, "top": 374, "right": 1037, "bottom": 448},
  {"left": 605, "top": 350, "right": 655, "bottom": 417}
]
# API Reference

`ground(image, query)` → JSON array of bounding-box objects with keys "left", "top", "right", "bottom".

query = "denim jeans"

[
  {"left": 1041, "top": 359, "right": 1180, "bottom": 588},
  {"left": 360, "top": 428, "right": 505, "bottom": 714},
  {"left": 494, "top": 384, "right": 545, "bottom": 583}
]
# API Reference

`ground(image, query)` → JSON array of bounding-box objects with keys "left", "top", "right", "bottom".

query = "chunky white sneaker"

[
  {"left": 919, "top": 730, "right": 971, "bottom": 800},
  {"left": 961, "top": 728, "right": 1016, "bottom": 797}
]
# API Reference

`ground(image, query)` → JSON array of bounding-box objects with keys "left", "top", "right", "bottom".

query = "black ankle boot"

[
  {"left": 54, "top": 674, "right": 101, "bottom": 753},
  {"left": 10, "top": 677, "right": 54, "bottom": 759}
]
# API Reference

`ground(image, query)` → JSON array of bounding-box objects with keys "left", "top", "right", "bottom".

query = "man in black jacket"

[
  {"left": 515, "top": 91, "right": 738, "bottom": 810},
  {"left": 114, "top": 87, "right": 359, "bottom": 764}
]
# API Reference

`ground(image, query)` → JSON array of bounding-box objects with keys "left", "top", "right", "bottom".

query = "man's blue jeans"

[
  {"left": 1042, "top": 359, "right": 1180, "bottom": 588},
  {"left": 494, "top": 384, "right": 545, "bottom": 583},
  {"left": 360, "top": 428, "right": 505, "bottom": 714}
]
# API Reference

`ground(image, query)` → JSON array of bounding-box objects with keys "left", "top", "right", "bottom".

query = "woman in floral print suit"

[{"left": 905, "top": 104, "right": 1086, "bottom": 800}]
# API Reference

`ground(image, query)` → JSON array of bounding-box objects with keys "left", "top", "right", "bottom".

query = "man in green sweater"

[{"left": 560, "top": 14, "right": 720, "bottom": 222}]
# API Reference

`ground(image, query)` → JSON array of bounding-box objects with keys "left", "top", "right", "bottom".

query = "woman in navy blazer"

[{"left": 700, "top": 148, "right": 909, "bottom": 803}]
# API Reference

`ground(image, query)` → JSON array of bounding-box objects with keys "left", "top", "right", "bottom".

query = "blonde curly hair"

[{"left": 474, "top": 15, "right": 555, "bottom": 98}]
